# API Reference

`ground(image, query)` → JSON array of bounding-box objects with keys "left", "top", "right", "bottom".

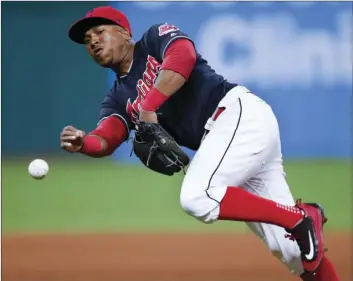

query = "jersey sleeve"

[
  {"left": 98, "top": 82, "right": 133, "bottom": 137},
  {"left": 142, "top": 23, "right": 195, "bottom": 62}
]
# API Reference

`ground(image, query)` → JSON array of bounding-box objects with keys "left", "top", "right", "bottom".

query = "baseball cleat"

[{"left": 285, "top": 199, "right": 327, "bottom": 274}]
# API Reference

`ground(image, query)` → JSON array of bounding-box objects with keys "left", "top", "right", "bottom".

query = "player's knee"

[
  {"left": 180, "top": 193, "right": 209, "bottom": 223},
  {"left": 179, "top": 188, "right": 218, "bottom": 224},
  {"left": 268, "top": 241, "right": 303, "bottom": 275}
]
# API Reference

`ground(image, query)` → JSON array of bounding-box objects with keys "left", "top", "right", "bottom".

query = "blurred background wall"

[
  {"left": 2, "top": 1, "right": 109, "bottom": 156},
  {"left": 2, "top": 1, "right": 352, "bottom": 159}
]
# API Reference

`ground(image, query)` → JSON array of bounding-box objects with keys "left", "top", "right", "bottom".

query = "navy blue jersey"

[{"left": 99, "top": 23, "right": 237, "bottom": 150}]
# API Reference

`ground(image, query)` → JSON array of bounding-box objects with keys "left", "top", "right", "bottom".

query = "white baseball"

[{"left": 28, "top": 159, "right": 49, "bottom": 180}]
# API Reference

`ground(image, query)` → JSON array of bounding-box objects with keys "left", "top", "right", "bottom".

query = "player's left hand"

[{"left": 139, "top": 109, "right": 158, "bottom": 123}]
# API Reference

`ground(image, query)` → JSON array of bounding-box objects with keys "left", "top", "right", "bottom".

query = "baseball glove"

[{"left": 132, "top": 121, "right": 190, "bottom": 176}]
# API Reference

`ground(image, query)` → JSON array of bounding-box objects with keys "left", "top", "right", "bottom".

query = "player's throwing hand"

[{"left": 60, "top": 125, "right": 85, "bottom": 152}]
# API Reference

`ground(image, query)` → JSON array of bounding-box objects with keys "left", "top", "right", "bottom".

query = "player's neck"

[{"left": 113, "top": 43, "right": 135, "bottom": 76}]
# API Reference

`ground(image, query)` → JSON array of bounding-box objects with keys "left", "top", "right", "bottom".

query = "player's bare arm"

[
  {"left": 139, "top": 70, "right": 185, "bottom": 123},
  {"left": 155, "top": 70, "right": 186, "bottom": 94},
  {"left": 139, "top": 39, "right": 197, "bottom": 123}
]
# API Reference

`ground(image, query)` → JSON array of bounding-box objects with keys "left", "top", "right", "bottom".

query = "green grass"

[
  {"left": 284, "top": 160, "right": 352, "bottom": 229},
  {"left": 2, "top": 157, "right": 351, "bottom": 233}
]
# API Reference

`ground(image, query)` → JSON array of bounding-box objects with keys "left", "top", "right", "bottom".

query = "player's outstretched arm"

[
  {"left": 140, "top": 39, "right": 196, "bottom": 121},
  {"left": 60, "top": 116, "right": 128, "bottom": 158}
]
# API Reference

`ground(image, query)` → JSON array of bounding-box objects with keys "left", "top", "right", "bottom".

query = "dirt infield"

[{"left": 2, "top": 232, "right": 351, "bottom": 281}]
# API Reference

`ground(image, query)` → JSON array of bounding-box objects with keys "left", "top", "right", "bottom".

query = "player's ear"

[
  {"left": 118, "top": 27, "right": 131, "bottom": 41},
  {"left": 123, "top": 32, "right": 131, "bottom": 41}
]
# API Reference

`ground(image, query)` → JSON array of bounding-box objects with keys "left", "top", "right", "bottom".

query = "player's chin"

[{"left": 94, "top": 56, "right": 111, "bottom": 67}]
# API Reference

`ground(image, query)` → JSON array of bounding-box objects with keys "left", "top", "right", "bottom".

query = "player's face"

[{"left": 84, "top": 24, "right": 128, "bottom": 67}]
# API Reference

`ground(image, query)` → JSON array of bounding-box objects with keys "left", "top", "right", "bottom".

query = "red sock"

[
  {"left": 300, "top": 256, "right": 340, "bottom": 281},
  {"left": 219, "top": 187, "right": 303, "bottom": 230}
]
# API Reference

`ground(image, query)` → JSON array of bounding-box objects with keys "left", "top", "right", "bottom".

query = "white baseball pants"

[{"left": 180, "top": 85, "right": 304, "bottom": 275}]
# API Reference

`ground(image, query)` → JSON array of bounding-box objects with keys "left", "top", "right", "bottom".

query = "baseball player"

[{"left": 60, "top": 6, "right": 340, "bottom": 280}]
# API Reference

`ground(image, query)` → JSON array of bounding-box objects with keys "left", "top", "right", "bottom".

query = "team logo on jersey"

[
  {"left": 158, "top": 23, "right": 179, "bottom": 36},
  {"left": 126, "top": 55, "right": 161, "bottom": 123}
]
